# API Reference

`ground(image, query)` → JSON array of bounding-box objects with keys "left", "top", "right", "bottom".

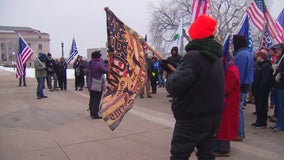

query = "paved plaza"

[{"left": 0, "top": 68, "right": 283, "bottom": 160}]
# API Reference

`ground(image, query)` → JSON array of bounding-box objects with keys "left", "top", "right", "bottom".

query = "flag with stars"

[
  {"left": 66, "top": 38, "right": 78, "bottom": 65},
  {"left": 16, "top": 36, "right": 33, "bottom": 78},
  {"left": 246, "top": 0, "right": 278, "bottom": 38},
  {"left": 101, "top": 7, "right": 147, "bottom": 130}
]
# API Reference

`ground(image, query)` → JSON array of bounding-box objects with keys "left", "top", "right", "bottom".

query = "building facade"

[
  {"left": 86, "top": 47, "right": 108, "bottom": 61},
  {"left": 0, "top": 26, "right": 50, "bottom": 66}
]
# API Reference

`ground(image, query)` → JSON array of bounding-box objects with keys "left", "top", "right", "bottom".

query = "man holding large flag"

[{"left": 101, "top": 7, "right": 147, "bottom": 130}]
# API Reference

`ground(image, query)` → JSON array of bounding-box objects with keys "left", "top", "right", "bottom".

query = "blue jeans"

[
  {"left": 238, "top": 93, "right": 247, "bottom": 137},
  {"left": 158, "top": 72, "right": 164, "bottom": 87},
  {"left": 36, "top": 77, "right": 45, "bottom": 97},
  {"left": 47, "top": 73, "right": 58, "bottom": 89},
  {"left": 275, "top": 89, "right": 284, "bottom": 129}
]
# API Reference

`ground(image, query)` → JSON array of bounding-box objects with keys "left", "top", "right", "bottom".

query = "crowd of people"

[
  {"left": 32, "top": 51, "right": 107, "bottom": 120},
  {"left": 21, "top": 13, "right": 284, "bottom": 160},
  {"left": 33, "top": 52, "right": 89, "bottom": 99},
  {"left": 141, "top": 15, "right": 284, "bottom": 159}
]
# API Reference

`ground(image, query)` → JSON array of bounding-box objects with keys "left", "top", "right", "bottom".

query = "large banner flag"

[
  {"left": 16, "top": 36, "right": 33, "bottom": 78},
  {"left": 172, "top": 18, "right": 183, "bottom": 49},
  {"left": 246, "top": 0, "right": 278, "bottom": 38},
  {"left": 191, "top": 0, "right": 210, "bottom": 22},
  {"left": 101, "top": 8, "right": 147, "bottom": 130},
  {"left": 275, "top": 9, "right": 284, "bottom": 43},
  {"left": 236, "top": 14, "right": 253, "bottom": 54},
  {"left": 66, "top": 38, "right": 78, "bottom": 65}
]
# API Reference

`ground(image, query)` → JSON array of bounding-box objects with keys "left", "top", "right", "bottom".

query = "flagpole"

[
  {"left": 18, "top": 34, "right": 45, "bottom": 67},
  {"left": 180, "top": 18, "right": 184, "bottom": 56},
  {"left": 208, "top": 0, "right": 221, "bottom": 42},
  {"left": 145, "top": 43, "right": 176, "bottom": 71}
]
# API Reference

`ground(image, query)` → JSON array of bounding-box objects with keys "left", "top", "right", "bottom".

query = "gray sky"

[{"left": 0, "top": 0, "right": 283, "bottom": 58}]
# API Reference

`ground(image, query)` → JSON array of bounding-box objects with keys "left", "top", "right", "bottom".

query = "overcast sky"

[{"left": 0, "top": 0, "right": 283, "bottom": 58}]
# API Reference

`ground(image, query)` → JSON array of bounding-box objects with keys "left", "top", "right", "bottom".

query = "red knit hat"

[{"left": 188, "top": 15, "right": 217, "bottom": 40}]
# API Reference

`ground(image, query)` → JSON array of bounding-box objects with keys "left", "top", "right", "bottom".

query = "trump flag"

[{"left": 101, "top": 8, "right": 147, "bottom": 130}]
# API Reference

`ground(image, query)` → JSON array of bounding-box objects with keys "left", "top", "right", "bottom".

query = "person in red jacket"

[{"left": 215, "top": 55, "right": 240, "bottom": 157}]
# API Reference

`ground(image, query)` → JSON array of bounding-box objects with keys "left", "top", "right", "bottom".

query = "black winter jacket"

[
  {"left": 166, "top": 38, "right": 224, "bottom": 120},
  {"left": 252, "top": 60, "right": 273, "bottom": 98}
]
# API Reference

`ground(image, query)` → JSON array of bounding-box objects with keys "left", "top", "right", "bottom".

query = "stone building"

[
  {"left": 86, "top": 47, "right": 108, "bottom": 61},
  {"left": 0, "top": 26, "right": 50, "bottom": 66}
]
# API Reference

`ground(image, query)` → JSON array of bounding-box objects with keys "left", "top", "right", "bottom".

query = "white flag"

[{"left": 172, "top": 18, "right": 183, "bottom": 48}]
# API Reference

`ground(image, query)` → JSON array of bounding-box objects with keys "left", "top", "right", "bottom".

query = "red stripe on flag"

[
  {"left": 16, "top": 55, "right": 24, "bottom": 78},
  {"left": 247, "top": 1, "right": 265, "bottom": 32},
  {"left": 275, "top": 22, "right": 283, "bottom": 43},
  {"left": 192, "top": 0, "right": 208, "bottom": 22},
  {"left": 21, "top": 47, "right": 33, "bottom": 65},
  {"left": 265, "top": 11, "right": 278, "bottom": 38}
]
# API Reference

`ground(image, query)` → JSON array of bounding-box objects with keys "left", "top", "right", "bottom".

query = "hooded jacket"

[{"left": 166, "top": 37, "right": 224, "bottom": 120}]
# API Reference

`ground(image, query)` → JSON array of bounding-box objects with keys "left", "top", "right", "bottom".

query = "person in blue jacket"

[{"left": 232, "top": 35, "right": 254, "bottom": 140}]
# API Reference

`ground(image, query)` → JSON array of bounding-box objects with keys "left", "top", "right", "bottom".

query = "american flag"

[
  {"left": 66, "top": 38, "right": 78, "bottom": 65},
  {"left": 246, "top": 0, "right": 278, "bottom": 38},
  {"left": 16, "top": 36, "right": 33, "bottom": 78},
  {"left": 191, "top": 0, "right": 209, "bottom": 22},
  {"left": 275, "top": 9, "right": 284, "bottom": 43}
]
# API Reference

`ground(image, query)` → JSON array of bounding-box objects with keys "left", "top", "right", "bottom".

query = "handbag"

[{"left": 90, "top": 77, "right": 102, "bottom": 92}]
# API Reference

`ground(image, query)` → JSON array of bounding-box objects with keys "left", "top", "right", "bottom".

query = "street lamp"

[{"left": 60, "top": 41, "right": 64, "bottom": 58}]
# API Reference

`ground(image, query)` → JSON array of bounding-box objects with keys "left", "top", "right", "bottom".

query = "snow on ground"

[{"left": 0, "top": 66, "right": 75, "bottom": 79}]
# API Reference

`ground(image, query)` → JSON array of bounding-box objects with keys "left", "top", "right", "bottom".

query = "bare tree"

[{"left": 148, "top": 0, "right": 256, "bottom": 52}]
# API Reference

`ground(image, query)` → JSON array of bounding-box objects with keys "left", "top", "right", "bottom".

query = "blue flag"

[
  {"left": 261, "top": 24, "right": 273, "bottom": 49},
  {"left": 237, "top": 14, "right": 253, "bottom": 53},
  {"left": 66, "top": 38, "right": 78, "bottom": 65}
]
